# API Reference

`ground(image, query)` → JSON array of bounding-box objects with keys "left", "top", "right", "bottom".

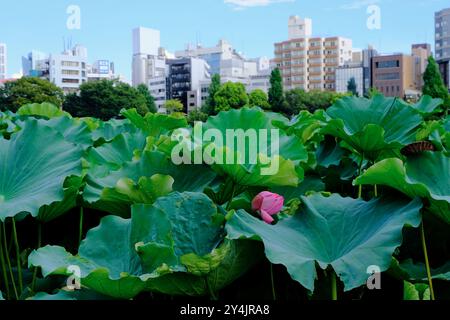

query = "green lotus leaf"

[
  {"left": 40, "top": 116, "right": 93, "bottom": 148},
  {"left": 202, "top": 107, "right": 307, "bottom": 187},
  {"left": 322, "top": 95, "right": 423, "bottom": 160},
  {"left": 270, "top": 174, "right": 325, "bottom": 202},
  {"left": 226, "top": 193, "right": 422, "bottom": 292},
  {"left": 37, "top": 176, "right": 83, "bottom": 222},
  {"left": 0, "top": 119, "right": 83, "bottom": 221},
  {"left": 410, "top": 95, "right": 443, "bottom": 115},
  {"left": 83, "top": 151, "right": 216, "bottom": 215},
  {"left": 86, "top": 131, "right": 147, "bottom": 177},
  {"left": 29, "top": 192, "right": 225, "bottom": 299},
  {"left": 0, "top": 291, "right": 3, "bottom": 300},
  {"left": 273, "top": 110, "right": 327, "bottom": 144},
  {"left": 354, "top": 152, "right": 450, "bottom": 224},
  {"left": 403, "top": 281, "right": 431, "bottom": 300},
  {"left": 391, "top": 258, "right": 450, "bottom": 282},
  {"left": 115, "top": 175, "right": 174, "bottom": 205},
  {"left": 28, "top": 289, "right": 114, "bottom": 300},
  {"left": 91, "top": 118, "right": 136, "bottom": 142},
  {"left": 121, "top": 108, "right": 187, "bottom": 137},
  {"left": 18, "top": 102, "right": 70, "bottom": 119}
]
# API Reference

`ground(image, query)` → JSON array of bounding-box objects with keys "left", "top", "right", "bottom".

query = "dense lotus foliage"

[{"left": 0, "top": 95, "right": 449, "bottom": 301}]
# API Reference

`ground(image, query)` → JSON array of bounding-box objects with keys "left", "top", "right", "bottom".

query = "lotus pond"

[{"left": 0, "top": 95, "right": 449, "bottom": 301}]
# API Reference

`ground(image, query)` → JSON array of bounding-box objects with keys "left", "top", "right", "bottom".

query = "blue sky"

[{"left": 0, "top": 0, "right": 448, "bottom": 80}]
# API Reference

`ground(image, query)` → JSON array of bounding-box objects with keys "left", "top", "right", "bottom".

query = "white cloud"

[
  {"left": 340, "top": 0, "right": 381, "bottom": 10},
  {"left": 224, "top": 0, "right": 294, "bottom": 10}
]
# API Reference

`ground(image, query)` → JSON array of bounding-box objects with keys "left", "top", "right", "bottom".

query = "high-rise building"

[
  {"left": 411, "top": 44, "right": 432, "bottom": 91},
  {"left": 132, "top": 27, "right": 167, "bottom": 87},
  {"left": 435, "top": 8, "right": 450, "bottom": 90},
  {"left": 0, "top": 43, "right": 7, "bottom": 80},
  {"left": 165, "top": 57, "right": 211, "bottom": 113},
  {"left": 49, "top": 45, "right": 88, "bottom": 93},
  {"left": 372, "top": 54, "right": 415, "bottom": 98},
  {"left": 22, "top": 50, "right": 50, "bottom": 78},
  {"left": 274, "top": 16, "right": 353, "bottom": 91},
  {"left": 362, "top": 46, "right": 378, "bottom": 94}
]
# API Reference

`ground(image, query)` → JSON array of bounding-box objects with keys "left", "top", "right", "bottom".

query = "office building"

[
  {"left": 22, "top": 50, "right": 50, "bottom": 78},
  {"left": 165, "top": 57, "right": 210, "bottom": 113},
  {"left": 362, "top": 46, "right": 379, "bottom": 95},
  {"left": 175, "top": 39, "right": 269, "bottom": 86},
  {"left": 0, "top": 43, "right": 6, "bottom": 80},
  {"left": 49, "top": 44, "right": 88, "bottom": 93},
  {"left": 335, "top": 63, "right": 364, "bottom": 96},
  {"left": 372, "top": 54, "right": 415, "bottom": 98},
  {"left": 87, "top": 60, "right": 117, "bottom": 82},
  {"left": 274, "top": 16, "right": 353, "bottom": 91},
  {"left": 411, "top": 44, "right": 432, "bottom": 91},
  {"left": 132, "top": 27, "right": 167, "bottom": 87},
  {"left": 435, "top": 8, "right": 450, "bottom": 89}
]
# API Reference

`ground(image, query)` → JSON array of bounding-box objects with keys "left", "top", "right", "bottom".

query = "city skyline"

[{"left": 0, "top": 0, "right": 448, "bottom": 80}]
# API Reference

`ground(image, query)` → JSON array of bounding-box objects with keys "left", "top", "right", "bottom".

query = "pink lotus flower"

[{"left": 252, "top": 192, "right": 284, "bottom": 224}]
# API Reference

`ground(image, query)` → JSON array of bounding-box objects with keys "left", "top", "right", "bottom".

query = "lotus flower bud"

[{"left": 252, "top": 191, "right": 284, "bottom": 224}]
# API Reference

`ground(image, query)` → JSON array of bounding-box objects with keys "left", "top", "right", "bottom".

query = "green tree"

[
  {"left": 137, "top": 84, "right": 157, "bottom": 113},
  {"left": 164, "top": 99, "right": 184, "bottom": 114},
  {"left": 284, "top": 89, "right": 346, "bottom": 115},
  {"left": 0, "top": 77, "right": 64, "bottom": 112},
  {"left": 202, "top": 74, "right": 221, "bottom": 115},
  {"left": 268, "top": 68, "right": 285, "bottom": 112},
  {"left": 63, "top": 79, "right": 148, "bottom": 120},
  {"left": 423, "top": 56, "right": 449, "bottom": 115},
  {"left": 248, "top": 89, "right": 271, "bottom": 109},
  {"left": 214, "top": 82, "right": 249, "bottom": 112},
  {"left": 367, "top": 87, "right": 382, "bottom": 99},
  {"left": 347, "top": 77, "right": 358, "bottom": 96},
  {"left": 187, "top": 109, "right": 208, "bottom": 125}
]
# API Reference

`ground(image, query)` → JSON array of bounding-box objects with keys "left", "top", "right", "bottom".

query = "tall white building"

[
  {"left": 132, "top": 27, "right": 167, "bottom": 87},
  {"left": 49, "top": 45, "right": 88, "bottom": 93},
  {"left": 0, "top": 43, "right": 7, "bottom": 80}
]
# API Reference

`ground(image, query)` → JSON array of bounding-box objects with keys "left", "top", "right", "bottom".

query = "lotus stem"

[
  {"left": 0, "top": 222, "right": 11, "bottom": 300},
  {"left": 1, "top": 222, "right": 18, "bottom": 300},
  {"left": 331, "top": 270, "right": 338, "bottom": 301},
  {"left": 225, "top": 183, "right": 236, "bottom": 211},
  {"left": 420, "top": 222, "right": 435, "bottom": 300},
  {"left": 79, "top": 206, "right": 84, "bottom": 247},
  {"left": 374, "top": 185, "right": 378, "bottom": 197},
  {"left": 31, "top": 223, "right": 42, "bottom": 293},
  {"left": 357, "top": 153, "right": 365, "bottom": 199},
  {"left": 205, "top": 276, "right": 218, "bottom": 301},
  {"left": 270, "top": 263, "right": 277, "bottom": 301},
  {"left": 11, "top": 218, "right": 23, "bottom": 294}
]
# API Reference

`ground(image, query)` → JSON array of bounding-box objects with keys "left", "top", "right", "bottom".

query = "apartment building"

[
  {"left": 0, "top": 43, "right": 6, "bottom": 80},
  {"left": 435, "top": 8, "right": 450, "bottom": 89},
  {"left": 372, "top": 54, "right": 415, "bottom": 98},
  {"left": 274, "top": 16, "right": 353, "bottom": 91}
]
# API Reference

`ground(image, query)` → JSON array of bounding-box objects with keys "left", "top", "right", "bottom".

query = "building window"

[
  {"left": 61, "top": 61, "right": 80, "bottom": 67},
  {"left": 375, "top": 60, "right": 400, "bottom": 68},
  {"left": 375, "top": 73, "right": 400, "bottom": 80},
  {"left": 62, "top": 78, "right": 80, "bottom": 84},
  {"left": 61, "top": 70, "right": 79, "bottom": 75}
]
